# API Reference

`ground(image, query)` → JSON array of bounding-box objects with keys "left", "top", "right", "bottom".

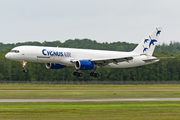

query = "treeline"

[
  {"left": 1, "top": 39, "right": 180, "bottom": 54},
  {"left": 0, "top": 39, "right": 179, "bottom": 81}
]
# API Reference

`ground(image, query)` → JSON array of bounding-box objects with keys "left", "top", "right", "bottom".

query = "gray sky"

[{"left": 0, "top": 0, "right": 179, "bottom": 44}]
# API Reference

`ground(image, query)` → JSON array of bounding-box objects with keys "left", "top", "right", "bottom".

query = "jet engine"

[
  {"left": 45, "top": 63, "right": 67, "bottom": 69},
  {"left": 75, "top": 60, "right": 94, "bottom": 70}
]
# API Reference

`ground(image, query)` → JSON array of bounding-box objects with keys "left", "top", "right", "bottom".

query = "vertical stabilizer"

[{"left": 132, "top": 27, "right": 162, "bottom": 55}]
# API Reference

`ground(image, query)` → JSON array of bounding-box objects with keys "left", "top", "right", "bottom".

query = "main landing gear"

[
  {"left": 90, "top": 72, "right": 99, "bottom": 77},
  {"left": 90, "top": 67, "right": 99, "bottom": 77},
  {"left": 73, "top": 71, "right": 83, "bottom": 77},
  {"left": 73, "top": 71, "right": 99, "bottom": 77},
  {"left": 21, "top": 61, "right": 28, "bottom": 73}
]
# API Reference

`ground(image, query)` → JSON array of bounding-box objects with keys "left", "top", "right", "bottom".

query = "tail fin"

[{"left": 132, "top": 26, "right": 162, "bottom": 55}]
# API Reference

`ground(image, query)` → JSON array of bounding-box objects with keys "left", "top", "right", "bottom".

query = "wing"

[{"left": 90, "top": 56, "right": 134, "bottom": 66}]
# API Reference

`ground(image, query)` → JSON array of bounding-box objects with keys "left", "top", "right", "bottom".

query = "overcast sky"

[{"left": 0, "top": 0, "right": 179, "bottom": 44}]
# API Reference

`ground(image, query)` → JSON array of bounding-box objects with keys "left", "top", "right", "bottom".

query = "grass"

[
  {"left": 0, "top": 101, "right": 180, "bottom": 120},
  {"left": 0, "top": 84, "right": 180, "bottom": 99},
  {"left": 0, "top": 91, "right": 180, "bottom": 99},
  {"left": 0, "top": 84, "right": 180, "bottom": 120},
  {"left": 0, "top": 84, "right": 180, "bottom": 90}
]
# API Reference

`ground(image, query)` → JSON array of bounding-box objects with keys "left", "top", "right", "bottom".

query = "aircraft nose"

[{"left": 5, "top": 53, "right": 11, "bottom": 60}]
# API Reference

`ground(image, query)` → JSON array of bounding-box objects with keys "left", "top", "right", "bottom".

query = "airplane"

[{"left": 5, "top": 26, "right": 172, "bottom": 77}]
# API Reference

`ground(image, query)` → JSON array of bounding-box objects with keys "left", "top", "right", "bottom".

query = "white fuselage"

[{"left": 5, "top": 46, "right": 158, "bottom": 68}]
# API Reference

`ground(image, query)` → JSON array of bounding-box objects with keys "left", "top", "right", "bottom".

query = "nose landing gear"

[{"left": 21, "top": 61, "right": 28, "bottom": 73}]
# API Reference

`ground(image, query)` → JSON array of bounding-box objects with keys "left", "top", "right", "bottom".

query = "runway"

[{"left": 0, "top": 98, "right": 180, "bottom": 102}]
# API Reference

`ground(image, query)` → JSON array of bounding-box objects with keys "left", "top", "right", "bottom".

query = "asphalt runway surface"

[{"left": 0, "top": 98, "right": 180, "bottom": 102}]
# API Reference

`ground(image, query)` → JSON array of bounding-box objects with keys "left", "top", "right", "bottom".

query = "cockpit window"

[{"left": 10, "top": 50, "right": 20, "bottom": 53}]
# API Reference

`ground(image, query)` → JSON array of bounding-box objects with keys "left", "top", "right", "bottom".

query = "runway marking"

[
  {"left": 0, "top": 89, "right": 180, "bottom": 92},
  {"left": 0, "top": 98, "right": 180, "bottom": 102}
]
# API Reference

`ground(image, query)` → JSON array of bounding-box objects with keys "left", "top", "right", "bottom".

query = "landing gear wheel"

[
  {"left": 78, "top": 73, "right": 83, "bottom": 77},
  {"left": 90, "top": 72, "right": 99, "bottom": 77},
  {"left": 23, "top": 69, "right": 28, "bottom": 73},
  {"left": 73, "top": 72, "right": 83, "bottom": 77},
  {"left": 94, "top": 73, "right": 99, "bottom": 77},
  {"left": 73, "top": 72, "right": 78, "bottom": 76},
  {"left": 90, "top": 72, "right": 94, "bottom": 77}
]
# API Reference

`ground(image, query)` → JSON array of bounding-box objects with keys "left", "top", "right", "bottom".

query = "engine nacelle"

[
  {"left": 75, "top": 60, "right": 94, "bottom": 70},
  {"left": 46, "top": 63, "right": 67, "bottom": 69}
]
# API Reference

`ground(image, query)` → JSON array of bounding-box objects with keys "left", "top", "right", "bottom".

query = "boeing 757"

[{"left": 5, "top": 27, "right": 171, "bottom": 77}]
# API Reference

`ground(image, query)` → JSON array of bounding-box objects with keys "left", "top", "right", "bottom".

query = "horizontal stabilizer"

[
  {"left": 143, "top": 57, "right": 175, "bottom": 62},
  {"left": 157, "top": 57, "right": 175, "bottom": 59}
]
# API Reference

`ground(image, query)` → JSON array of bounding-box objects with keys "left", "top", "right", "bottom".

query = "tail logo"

[
  {"left": 142, "top": 27, "right": 159, "bottom": 53},
  {"left": 135, "top": 27, "right": 161, "bottom": 54},
  {"left": 144, "top": 39, "right": 149, "bottom": 44},
  {"left": 156, "top": 28, "right": 161, "bottom": 36},
  {"left": 149, "top": 36, "right": 157, "bottom": 48},
  {"left": 143, "top": 45, "right": 148, "bottom": 53}
]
